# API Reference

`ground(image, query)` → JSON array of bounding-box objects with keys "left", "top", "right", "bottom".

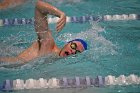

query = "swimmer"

[
  {"left": 0, "top": 0, "right": 87, "bottom": 63},
  {"left": 0, "top": 0, "right": 27, "bottom": 9}
]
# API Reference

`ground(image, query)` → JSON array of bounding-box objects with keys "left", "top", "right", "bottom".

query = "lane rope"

[
  {"left": 0, "top": 14, "right": 140, "bottom": 27},
  {"left": 0, "top": 74, "right": 140, "bottom": 91}
]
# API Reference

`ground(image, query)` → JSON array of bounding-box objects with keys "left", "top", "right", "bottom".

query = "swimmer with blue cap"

[
  {"left": 59, "top": 39, "right": 87, "bottom": 57},
  {"left": 0, "top": 1, "right": 87, "bottom": 63}
]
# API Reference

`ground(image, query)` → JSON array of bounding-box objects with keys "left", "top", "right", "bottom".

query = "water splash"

[
  {"left": 59, "top": 21, "right": 116, "bottom": 50},
  {"left": 57, "top": 21, "right": 118, "bottom": 65},
  {"left": 0, "top": 31, "right": 36, "bottom": 69},
  {"left": 0, "top": 31, "right": 35, "bottom": 56}
]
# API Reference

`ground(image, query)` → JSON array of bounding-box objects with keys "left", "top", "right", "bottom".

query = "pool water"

[{"left": 0, "top": 0, "right": 140, "bottom": 93}]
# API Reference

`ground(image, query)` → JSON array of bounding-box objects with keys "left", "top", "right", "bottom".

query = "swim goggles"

[{"left": 70, "top": 42, "right": 81, "bottom": 54}]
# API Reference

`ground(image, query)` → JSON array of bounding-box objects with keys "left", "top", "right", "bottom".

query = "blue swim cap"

[{"left": 69, "top": 39, "right": 87, "bottom": 50}]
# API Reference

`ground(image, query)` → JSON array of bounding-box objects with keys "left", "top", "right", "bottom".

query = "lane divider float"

[
  {"left": 0, "top": 14, "right": 140, "bottom": 27},
  {"left": 0, "top": 74, "right": 140, "bottom": 91}
]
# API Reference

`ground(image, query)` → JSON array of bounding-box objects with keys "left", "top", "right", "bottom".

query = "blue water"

[{"left": 0, "top": 0, "right": 140, "bottom": 93}]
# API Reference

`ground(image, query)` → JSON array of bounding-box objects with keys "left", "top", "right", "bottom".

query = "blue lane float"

[
  {"left": 70, "top": 15, "right": 101, "bottom": 23},
  {"left": 2, "top": 18, "right": 34, "bottom": 26},
  {"left": 0, "top": 14, "right": 139, "bottom": 27},
  {"left": 1, "top": 80, "right": 13, "bottom": 91},
  {"left": 0, "top": 74, "right": 140, "bottom": 91}
]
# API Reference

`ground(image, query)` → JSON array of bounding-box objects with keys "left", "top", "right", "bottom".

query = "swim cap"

[{"left": 68, "top": 39, "right": 87, "bottom": 50}]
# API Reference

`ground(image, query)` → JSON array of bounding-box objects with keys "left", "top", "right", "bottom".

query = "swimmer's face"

[{"left": 59, "top": 41, "right": 85, "bottom": 57}]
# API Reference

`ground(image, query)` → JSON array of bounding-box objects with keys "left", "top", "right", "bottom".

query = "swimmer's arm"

[
  {"left": 36, "top": 0, "right": 65, "bottom": 18},
  {"left": 0, "top": 42, "right": 38, "bottom": 63},
  {"left": 0, "top": 57, "right": 17, "bottom": 62},
  {"left": 0, "top": 57, "right": 25, "bottom": 64},
  {"left": 36, "top": 0, "right": 66, "bottom": 32}
]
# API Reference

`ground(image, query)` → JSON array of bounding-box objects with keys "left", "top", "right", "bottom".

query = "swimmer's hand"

[{"left": 56, "top": 13, "right": 66, "bottom": 32}]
